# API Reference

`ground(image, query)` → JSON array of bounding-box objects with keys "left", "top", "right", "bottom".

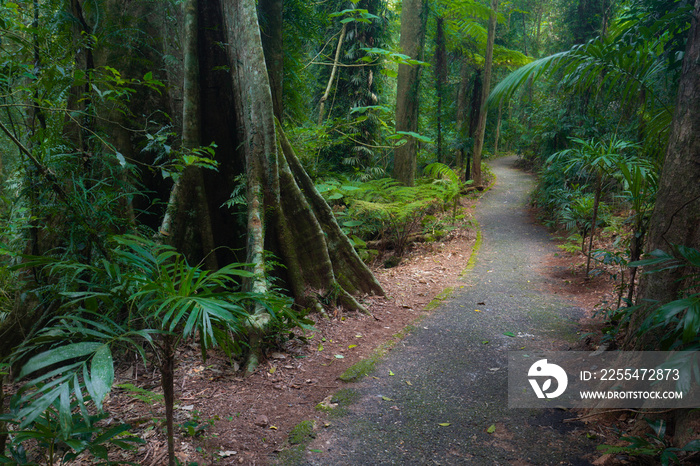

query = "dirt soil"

[{"left": 71, "top": 169, "right": 621, "bottom": 466}]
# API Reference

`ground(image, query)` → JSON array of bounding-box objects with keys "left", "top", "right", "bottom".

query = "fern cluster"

[{"left": 319, "top": 163, "right": 465, "bottom": 258}]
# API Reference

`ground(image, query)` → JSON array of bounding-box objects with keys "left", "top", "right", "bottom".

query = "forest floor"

[{"left": 71, "top": 157, "right": 623, "bottom": 466}]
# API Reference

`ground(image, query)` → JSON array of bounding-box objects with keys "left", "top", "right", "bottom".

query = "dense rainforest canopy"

[{"left": 0, "top": 0, "right": 698, "bottom": 463}]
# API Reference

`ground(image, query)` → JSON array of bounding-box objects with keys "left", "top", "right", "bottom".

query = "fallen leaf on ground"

[{"left": 487, "top": 424, "right": 496, "bottom": 434}]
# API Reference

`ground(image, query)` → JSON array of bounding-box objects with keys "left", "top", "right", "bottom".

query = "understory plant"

[
  {"left": 319, "top": 165, "right": 464, "bottom": 259},
  {"left": 0, "top": 234, "right": 295, "bottom": 465},
  {"left": 599, "top": 418, "right": 700, "bottom": 465},
  {"left": 630, "top": 246, "right": 700, "bottom": 351}
]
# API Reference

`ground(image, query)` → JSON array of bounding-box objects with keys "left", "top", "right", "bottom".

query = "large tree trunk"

[
  {"left": 219, "top": 0, "right": 383, "bottom": 373},
  {"left": 160, "top": 0, "right": 218, "bottom": 271},
  {"left": 258, "top": 0, "right": 284, "bottom": 122},
  {"left": 471, "top": 0, "right": 498, "bottom": 188},
  {"left": 626, "top": 0, "right": 700, "bottom": 349},
  {"left": 393, "top": 0, "right": 428, "bottom": 186}
]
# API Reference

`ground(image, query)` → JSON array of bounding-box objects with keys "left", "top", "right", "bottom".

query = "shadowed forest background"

[{"left": 0, "top": 0, "right": 699, "bottom": 463}]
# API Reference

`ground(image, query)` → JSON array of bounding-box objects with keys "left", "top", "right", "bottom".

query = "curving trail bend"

[{"left": 303, "top": 156, "right": 596, "bottom": 466}]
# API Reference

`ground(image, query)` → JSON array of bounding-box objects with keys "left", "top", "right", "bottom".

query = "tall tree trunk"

[
  {"left": 586, "top": 172, "right": 602, "bottom": 276},
  {"left": 466, "top": 70, "right": 483, "bottom": 181},
  {"left": 393, "top": 0, "right": 427, "bottom": 186},
  {"left": 160, "top": 0, "right": 219, "bottom": 270},
  {"left": 455, "top": 59, "right": 470, "bottom": 177},
  {"left": 435, "top": 16, "right": 447, "bottom": 164},
  {"left": 471, "top": 0, "right": 498, "bottom": 188},
  {"left": 627, "top": 0, "right": 700, "bottom": 350},
  {"left": 258, "top": 0, "right": 284, "bottom": 122},
  {"left": 493, "top": 99, "right": 503, "bottom": 157},
  {"left": 219, "top": 0, "right": 383, "bottom": 373},
  {"left": 160, "top": 335, "right": 176, "bottom": 466}
]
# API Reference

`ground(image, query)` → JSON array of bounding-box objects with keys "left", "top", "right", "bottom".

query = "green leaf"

[
  {"left": 438, "top": 422, "right": 451, "bottom": 427},
  {"left": 59, "top": 383, "right": 72, "bottom": 439},
  {"left": 395, "top": 131, "right": 433, "bottom": 143},
  {"left": 503, "top": 332, "right": 516, "bottom": 337},
  {"left": 89, "top": 345, "right": 114, "bottom": 411},
  {"left": 487, "top": 424, "right": 496, "bottom": 434},
  {"left": 19, "top": 342, "right": 101, "bottom": 379}
]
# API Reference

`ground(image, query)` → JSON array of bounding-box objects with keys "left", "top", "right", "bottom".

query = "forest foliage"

[{"left": 0, "top": 0, "right": 699, "bottom": 463}]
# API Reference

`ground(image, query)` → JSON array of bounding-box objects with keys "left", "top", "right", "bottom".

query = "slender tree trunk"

[
  {"left": 435, "top": 16, "right": 447, "bottom": 164},
  {"left": 466, "top": 70, "right": 482, "bottom": 182},
  {"left": 586, "top": 172, "right": 602, "bottom": 276},
  {"left": 258, "top": 0, "right": 284, "bottom": 122},
  {"left": 455, "top": 59, "right": 470, "bottom": 177},
  {"left": 161, "top": 335, "right": 176, "bottom": 466},
  {"left": 394, "top": 0, "right": 428, "bottom": 186},
  {"left": 534, "top": 6, "right": 543, "bottom": 58},
  {"left": 471, "top": 0, "right": 498, "bottom": 187},
  {"left": 319, "top": 23, "right": 347, "bottom": 125},
  {"left": 494, "top": 99, "right": 503, "bottom": 157},
  {"left": 627, "top": 0, "right": 700, "bottom": 349}
]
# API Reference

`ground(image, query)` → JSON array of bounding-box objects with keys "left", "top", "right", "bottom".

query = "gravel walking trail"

[{"left": 303, "top": 156, "right": 597, "bottom": 465}]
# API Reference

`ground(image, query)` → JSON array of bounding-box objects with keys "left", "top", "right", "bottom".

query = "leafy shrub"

[
  {"left": 318, "top": 164, "right": 464, "bottom": 258},
  {"left": 0, "top": 234, "right": 297, "bottom": 464}
]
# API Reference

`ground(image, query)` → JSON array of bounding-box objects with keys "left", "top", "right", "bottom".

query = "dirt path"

[{"left": 302, "top": 156, "right": 597, "bottom": 465}]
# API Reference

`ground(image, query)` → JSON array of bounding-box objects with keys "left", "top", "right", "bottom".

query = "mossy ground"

[{"left": 275, "top": 420, "right": 317, "bottom": 465}]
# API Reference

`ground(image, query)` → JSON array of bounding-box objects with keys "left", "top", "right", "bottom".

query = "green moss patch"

[
  {"left": 339, "top": 354, "right": 380, "bottom": 382},
  {"left": 288, "top": 420, "right": 316, "bottom": 445},
  {"left": 425, "top": 287, "right": 455, "bottom": 311},
  {"left": 275, "top": 420, "right": 317, "bottom": 465}
]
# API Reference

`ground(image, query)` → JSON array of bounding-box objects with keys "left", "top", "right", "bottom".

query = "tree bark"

[
  {"left": 435, "top": 16, "right": 447, "bottom": 164},
  {"left": 219, "top": 0, "right": 384, "bottom": 372},
  {"left": 455, "top": 59, "right": 470, "bottom": 177},
  {"left": 159, "top": 0, "right": 219, "bottom": 270},
  {"left": 394, "top": 0, "right": 428, "bottom": 186},
  {"left": 493, "top": 99, "right": 503, "bottom": 157},
  {"left": 258, "top": 0, "right": 284, "bottom": 122},
  {"left": 626, "top": 0, "right": 700, "bottom": 349},
  {"left": 471, "top": 0, "right": 498, "bottom": 188}
]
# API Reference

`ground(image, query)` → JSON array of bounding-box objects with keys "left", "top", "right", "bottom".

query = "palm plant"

[
  {"left": 548, "top": 136, "right": 638, "bottom": 275},
  {"left": 3, "top": 234, "right": 293, "bottom": 465},
  {"left": 614, "top": 156, "right": 658, "bottom": 302}
]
